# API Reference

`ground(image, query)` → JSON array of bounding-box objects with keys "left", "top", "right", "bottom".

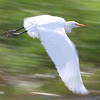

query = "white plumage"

[{"left": 24, "top": 15, "right": 89, "bottom": 94}]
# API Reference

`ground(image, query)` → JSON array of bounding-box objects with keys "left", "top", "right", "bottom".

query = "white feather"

[
  {"left": 24, "top": 17, "right": 39, "bottom": 38},
  {"left": 24, "top": 15, "right": 89, "bottom": 94}
]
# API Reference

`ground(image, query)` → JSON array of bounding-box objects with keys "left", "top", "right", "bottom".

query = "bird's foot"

[{"left": 3, "top": 30, "right": 19, "bottom": 37}]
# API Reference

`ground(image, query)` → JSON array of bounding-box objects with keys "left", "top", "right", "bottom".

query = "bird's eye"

[{"left": 75, "top": 24, "right": 77, "bottom": 25}]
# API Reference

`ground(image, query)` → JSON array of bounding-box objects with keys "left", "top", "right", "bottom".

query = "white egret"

[{"left": 3, "top": 15, "right": 89, "bottom": 95}]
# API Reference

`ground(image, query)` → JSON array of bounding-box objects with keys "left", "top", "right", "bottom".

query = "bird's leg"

[
  {"left": 3, "top": 27, "right": 27, "bottom": 37},
  {"left": 13, "top": 27, "right": 24, "bottom": 32},
  {"left": 13, "top": 30, "right": 27, "bottom": 36}
]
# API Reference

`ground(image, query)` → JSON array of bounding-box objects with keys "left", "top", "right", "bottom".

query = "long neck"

[{"left": 64, "top": 22, "right": 72, "bottom": 33}]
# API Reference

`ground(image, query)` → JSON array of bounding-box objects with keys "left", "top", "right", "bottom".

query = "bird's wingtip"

[{"left": 72, "top": 86, "right": 89, "bottom": 95}]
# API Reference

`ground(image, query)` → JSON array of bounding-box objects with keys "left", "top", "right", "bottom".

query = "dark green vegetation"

[{"left": 0, "top": 0, "right": 100, "bottom": 100}]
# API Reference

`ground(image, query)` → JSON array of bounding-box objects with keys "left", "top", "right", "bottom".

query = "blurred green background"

[{"left": 0, "top": 0, "right": 100, "bottom": 100}]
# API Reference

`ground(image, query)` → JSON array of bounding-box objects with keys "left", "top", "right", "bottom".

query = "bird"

[{"left": 3, "top": 15, "right": 89, "bottom": 95}]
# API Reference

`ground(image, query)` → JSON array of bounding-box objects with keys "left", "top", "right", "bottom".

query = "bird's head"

[{"left": 66, "top": 21, "right": 86, "bottom": 28}]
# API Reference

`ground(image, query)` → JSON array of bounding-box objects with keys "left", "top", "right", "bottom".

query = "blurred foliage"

[
  {"left": 0, "top": 0, "right": 100, "bottom": 100},
  {"left": 0, "top": 0, "right": 99, "bottom": 73}
]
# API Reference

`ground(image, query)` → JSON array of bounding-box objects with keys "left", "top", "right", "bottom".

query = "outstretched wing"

[{"left": 38, "top": 27, "right": 88, "bottom": 94}]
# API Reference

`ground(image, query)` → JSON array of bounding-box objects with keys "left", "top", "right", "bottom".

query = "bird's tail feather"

[{"left": 27, "top": 31, "right": 39, "bottom": 39}]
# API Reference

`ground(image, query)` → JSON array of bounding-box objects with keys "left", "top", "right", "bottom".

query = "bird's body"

[
  {"left": 24, "top": 15, "right": 66, "bottom": 38},
  {"left": 23, "top": 15, "right": 88, "bottom": 95},
  {"left": 3, "top": 15, "right": 88, "bottom": 95}
]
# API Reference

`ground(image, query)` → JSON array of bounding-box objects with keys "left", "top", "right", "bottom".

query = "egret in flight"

[{"left": 3, "top": 15, "right": 89, "bottom": 95}]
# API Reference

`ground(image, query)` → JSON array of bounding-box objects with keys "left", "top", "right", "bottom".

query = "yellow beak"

[{"left": 77, "top": 24, "right": 86, "bottom": 27}]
